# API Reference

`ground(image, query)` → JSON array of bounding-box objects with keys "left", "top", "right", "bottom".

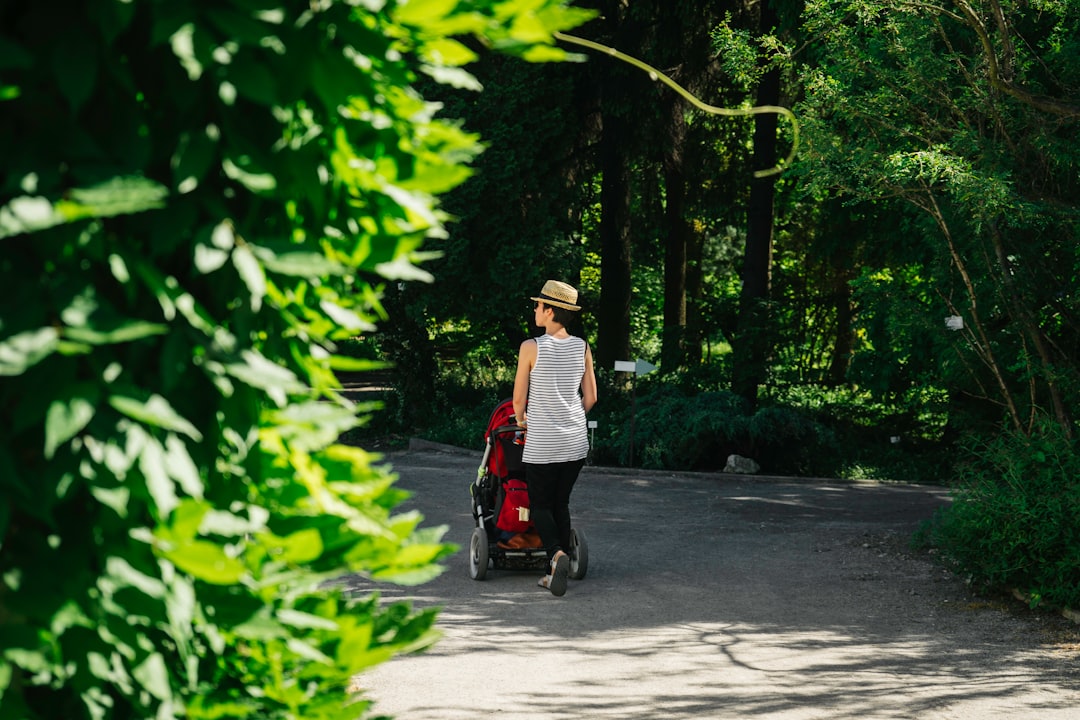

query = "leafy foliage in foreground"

[{"left": 0, "top": 1, "right": 591, "bottom": 719}]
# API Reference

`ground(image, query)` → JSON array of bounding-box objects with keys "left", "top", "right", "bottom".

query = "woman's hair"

[{"left": 544, "top": 302, "right": 578, "bottom": 327}]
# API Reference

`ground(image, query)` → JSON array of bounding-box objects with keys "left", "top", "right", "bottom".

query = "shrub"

[
  {"left": 747, "top": 406, "right": 840, "bottom": 477},
  {"left": 0, "top": 2, "right": 593, "bottom": 719},
  {"left": 929, "top": 418, "right": 1080, "bottom": 609}
]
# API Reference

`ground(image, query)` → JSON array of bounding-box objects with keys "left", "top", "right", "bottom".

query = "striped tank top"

[{"left": 522, "top": 333, "right": 590, "bottom": 464}]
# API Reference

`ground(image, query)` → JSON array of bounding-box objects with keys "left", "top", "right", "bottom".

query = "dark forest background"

[{"left": 351, "top": 0, "right": 1080, "bottom": 488}]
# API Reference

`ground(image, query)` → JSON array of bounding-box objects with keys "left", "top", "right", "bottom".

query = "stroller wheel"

[
  {"left": 568, "top": 527, "right": 588, "bottom": 580},
  {"left": 469, "top": 526, "right": 489, "bottom": 580}
]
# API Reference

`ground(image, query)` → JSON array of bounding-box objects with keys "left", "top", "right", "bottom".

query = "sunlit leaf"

[
  {"left": 105, "top": 556, "right": 167, "bottom": 599},
  {"left": 44, "top": 386, "right": 98, "bottom": 459},
  {"left": 194, "top": 243, "right": 230, "bottom": 274},
  {"left": 276, "top": 528, "right": 324, "bottom": 563},
  {"left": 161, "top": 540, "right": 246, "bottom": 584},
  {"left": 132, "top": 652, "right": 171, "bottom": 701},
  {"left": 108, "top": 394, "right": 204, "bottom": 441},
  {"left": 165, "top": 435, "right": 203, "bottom": 499},
  {"left": 420, "top": 38, "right": 478, "bottom": 66},
  {"left": 320, "top": 299, "right": 379, "bottom": 332},
  {"left": 170, "top": 23, "right": 202, "bottom": 80},
  {"left": 0, "top": 327, "right": 59, "bottom": 375},
  {"left": 60, "top": 176, "right": 169, "bottom": 219},
  {"left": 277, "top": 608, "right": 338, "bottom": 631},
  {"left": 140, "top": 435, "right": 178, "bottom": 516},
  {"left": 230, "top": 245, "right": 265, "bottom": 312},
  {"left": 63, "top": 321, "right": 169, "bottom": 346},
  {"left": 224, "top": 349, "right": 305, "bottom": 405},
  {"left": 222, "top": 157, "right": 276, "bottom": 193},
  {"left": 254, "top": 248, "right": 346, "bottom": 277}
]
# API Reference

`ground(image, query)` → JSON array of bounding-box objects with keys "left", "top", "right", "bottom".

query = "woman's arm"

[
  {"left": 581, "top": 344, "right": 598, "bottom": 414},
  {"left": 512, "top": 338, "right": 537, "bottom": 424}
]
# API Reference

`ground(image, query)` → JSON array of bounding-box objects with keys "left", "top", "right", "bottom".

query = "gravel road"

[{"left": 349, "top": 445, "right": 1080, "bottom": 719}]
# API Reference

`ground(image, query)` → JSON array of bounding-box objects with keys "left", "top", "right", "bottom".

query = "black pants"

[{"left": 525, "top": 459, "right": 585, "bottom": 561}]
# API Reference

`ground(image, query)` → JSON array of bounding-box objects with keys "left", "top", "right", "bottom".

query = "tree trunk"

[
  {"left": 660, "top": 96, "right": 689, "bottom": 373},
  {"left": 732, "top": 59, "right": 780, "bottom": 406},
  {"left": 828, "top": 270, "right": 854, "bottom": 384},
  {"left": 597, "top": 107, "right": 633, "bottom": 373},
  {"left": 685, "top": 223, "right": 705, "bottom": 366}
]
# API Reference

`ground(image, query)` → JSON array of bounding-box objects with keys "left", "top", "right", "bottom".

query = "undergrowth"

[{"left": 922, "top": 418, "right": 1080, "bottom": 610}]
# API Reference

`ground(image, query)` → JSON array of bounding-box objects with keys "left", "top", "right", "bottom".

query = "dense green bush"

[
  {"left": 413, "top": 364, "right": 955, "bottom": 480},
  {"left": 764, "top": 384, "right": 954, "bottom": 482},
  {"left": 0, "top": 2, "right": 592, "bottom": 719},
  {"left": 928, "top": 419, "right": 1080, "bottom": 610},
  {"left": 597, "top": 385, "right": 841, "bottom": 474}
]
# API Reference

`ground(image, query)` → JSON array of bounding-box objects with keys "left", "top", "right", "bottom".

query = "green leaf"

[
  {"left": 224, "top": 350, "right": 305, "bottom": 405},
  {"left": 393, "top": 0, "right": 459, "bottom": 27},
  {"left": 140, "top": 435, "right": 178, "bottom": 516},
  {"left": 253, "top": 247, "right": 345, "bottom": 277},
  {"left": 0, "top": 178, "right": 168, "bottom": 238},
  {"left": 277, "top": 528, "right": 324, "bottom": 564},
  {"left": 320, "top": 300, "right": 378, "bottom": 332},
  {"left": 0, "top": 196, "right": 57, "bottom": 237},
  {"left": 285, "top": 637, "right": 334, "bottom": 664},
  {"left": 161, "top": 540, "right": 245, "bottom": 584},
  {"left": 132, "top": 651, "right": 172, "bottom": 701},
  {"left": 105, "top": 556, "right": 167, "bottom": 599},
  {"left": 63, "top": 320, "right": 169, "bottom": 346},
  {"left": 90, "top": 485, "right": 131, "bottom": 517},
  {"left": 268, "top": 401, "right": 359, "bottom": 451},
  {"left": 200, "top": 509, "right": 261, "bottom": 537},
  {"left": 172, "top": 129, "right": 217, "bottom": 193},
  {"left": 195, "top": 220, "right": 235, "bottom": 273},
  {"left": 168, "top": 499, "right": 209, "bottom": 542},
  {"left": 276, "top": 608, "right": 338, "bottom": 631},
  {"left": 229, "top": 54, "right": 278, "bottom": 106},
  {"left": 205, "top": 7, "right": 272, "bottom": 45},
  {"left": 232, "top": 244, "right": 265, "bottom": 311},
  {"left": 222, "top": 157, "right": 276, "bottom": 193},
  {"left": 44, "top": 385, "right": 99, "bottom": 459},
  {"left": 170, "top": 23, "right": 202, "bottom": 80},
  {"left": 194, "top": 243, "right": 230, "bottom": 274},
  {"left": 420, "top": 64, "right": 483, "bottom": 90},
  {"left": 371, "top": 564, "right": 445, "bottom": 585},
  {"left": 0, "top": 660, "right": 11, "bottom": 697},
  {"left": 326, "top": 356, "right": 392, "bottom": 372},
  {"left": 108, "top": 393, "right": 204, "bottom": 441},
  {"left": 420, "top": 38, "right": 478, "bottom": 67},
  {"left": 57, "top": 176, "right": 169, "bottom": 220},
  {"left": 53, "top": 29, "right": 98, "bottom": 111},
  {"left": 165, "top": 435, "right": 204, "bottom": 499},
  {"left": 0, "top": 327, "right": 59, "bottom": 375}
]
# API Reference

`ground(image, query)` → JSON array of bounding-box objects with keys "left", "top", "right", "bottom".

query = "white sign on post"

[{"left": 614, "top": 359, "right": 657, "bottom": 376}]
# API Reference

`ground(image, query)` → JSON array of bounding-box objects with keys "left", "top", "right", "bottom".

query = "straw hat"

[{"left": 531, "top": 280, "right": 581, "bottom": 311}]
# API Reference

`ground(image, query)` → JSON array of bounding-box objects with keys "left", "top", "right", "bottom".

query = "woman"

[{"left": 513, "top": 280, "right": 598, "bottom": 597}]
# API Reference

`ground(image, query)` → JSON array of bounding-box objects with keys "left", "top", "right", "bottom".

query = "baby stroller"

[{"left": 468, "top": 398, "right": 589, "bottom": 581}]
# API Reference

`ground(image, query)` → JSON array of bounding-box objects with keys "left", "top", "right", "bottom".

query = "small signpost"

[{"left": 615, "top": 358, "right": 657, "bottom": 467}]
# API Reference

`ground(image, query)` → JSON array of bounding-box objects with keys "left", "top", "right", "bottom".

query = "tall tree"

[
  {"left": 591, "top": 0, "right": 642, "bottom": 372},
  {"left": 732, "top": 0, "right": 782, "bottom": 405},
  {"left": 796, "top": 0, "right": 1080, "bottom": 435}
]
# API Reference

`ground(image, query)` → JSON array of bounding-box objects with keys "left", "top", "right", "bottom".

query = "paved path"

[{"left": 350, "top": 447, "right": 1080, "bottom": 719}]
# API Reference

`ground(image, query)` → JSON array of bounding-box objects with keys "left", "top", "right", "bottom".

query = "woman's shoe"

[{"left": 538, "top": 550, "right": 569, "bottom": 596}]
